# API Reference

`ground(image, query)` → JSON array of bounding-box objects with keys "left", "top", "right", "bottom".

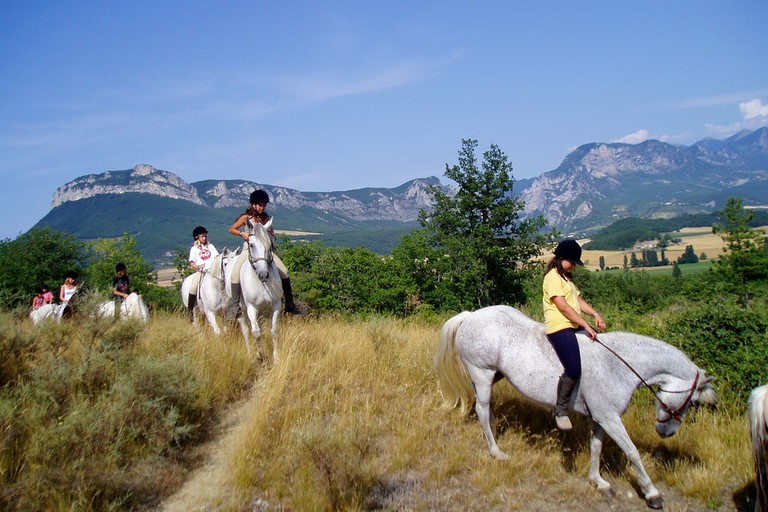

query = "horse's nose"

[
  {"left": 655, "top": 421, "right": 678, "bottom": 438},
  {"left": 258, "top": 270, "right": 270, "bottom": 282}
]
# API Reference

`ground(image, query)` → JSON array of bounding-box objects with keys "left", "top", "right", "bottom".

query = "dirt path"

[{"left": 156, "top": 395, "right": 252, "bottom": 512}]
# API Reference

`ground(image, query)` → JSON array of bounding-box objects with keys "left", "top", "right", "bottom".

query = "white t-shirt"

[{"left": 189, "top": 242, "right": 219, "bottom": 271}]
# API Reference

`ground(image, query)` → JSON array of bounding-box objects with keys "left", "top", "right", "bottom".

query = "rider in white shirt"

[{"left": 187, "top": 226, "right": 219, "bottom": 319}]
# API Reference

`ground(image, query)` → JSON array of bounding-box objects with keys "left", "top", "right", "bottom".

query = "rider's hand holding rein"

[{"left": 552, "top": 296, "right": 604, "bottom": 341}]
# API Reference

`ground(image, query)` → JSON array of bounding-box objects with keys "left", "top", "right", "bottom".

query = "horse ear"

[{"left": 265, "top": 218, "right": 273, "bottom": 230}]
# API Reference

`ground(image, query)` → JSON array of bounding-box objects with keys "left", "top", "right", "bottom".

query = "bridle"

[
  {"left": 593, "top": 336, "right": 699, "bottom": 423},
  {"left": 247, "top": 231, "right": 273, "bottom": 267}
]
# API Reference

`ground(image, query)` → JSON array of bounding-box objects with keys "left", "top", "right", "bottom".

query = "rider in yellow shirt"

[{"left": 543, "top": 239, "right": 606, "bottom": 431}]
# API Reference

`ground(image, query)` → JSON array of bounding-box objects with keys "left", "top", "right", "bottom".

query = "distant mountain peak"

[
  {"left": 50, "top": 166, "right": 451, "bottom": 223},
  {"left": 51, "top": 163, "right": 206, "bottom": 208}
]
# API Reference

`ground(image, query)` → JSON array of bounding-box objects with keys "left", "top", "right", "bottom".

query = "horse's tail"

[
  {"left": 433, "top": 311, "right": 475, "bottom": 416},
  {"left": 749, "top": 383, "right": 768, "bottom": 512}
]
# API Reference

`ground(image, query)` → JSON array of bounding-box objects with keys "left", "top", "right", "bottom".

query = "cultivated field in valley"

[{"left": 579, "top": 227, "right": 729, "bottom": 271}]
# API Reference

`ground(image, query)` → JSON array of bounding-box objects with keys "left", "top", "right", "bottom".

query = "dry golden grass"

[
  {"left": 580, "top": 227, "right": 721, "bottom": 271},
  {"left": 181, "top": 315, "right": 755, "bottom": 512}
]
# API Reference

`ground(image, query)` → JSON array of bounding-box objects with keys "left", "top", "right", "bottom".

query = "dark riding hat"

[
  {"left": 192, "top": 226, "right": 208, "bottom": 240},
  {"left": 554, "top": 239, "right": 584, "bottom": 266},
  {"left": 115, "top": 262, "right": 127, "bottom": 272},
  {"left": 250, "top": 189, "right": 270, "bottom": 205}
]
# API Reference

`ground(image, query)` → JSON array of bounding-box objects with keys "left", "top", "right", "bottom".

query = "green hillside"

[{"left": 34, "top": 194, "right": 420, "bottom": 266}]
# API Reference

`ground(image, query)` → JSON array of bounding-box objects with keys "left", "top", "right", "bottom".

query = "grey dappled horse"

[
  {"left": 225, "top": 218, "right": 282, "bottom": 361},
  {"left": 434, "top": 305, "right": 717, "bottom": 509}
]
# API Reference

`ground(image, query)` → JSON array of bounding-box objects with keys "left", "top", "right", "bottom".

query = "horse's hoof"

[
  {"left": 600, "top": 487, "right": 615, "bottom": 499},
  {"left": 645, "top": 495, "right": 664, "bottom": 509},
  {"left": 491, "top": 451, "right": 510, "bottom": 461}
]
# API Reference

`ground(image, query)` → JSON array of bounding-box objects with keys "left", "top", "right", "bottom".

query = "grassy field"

[{"left": 0, "top": 311, "right": 756, "bottom": 511}]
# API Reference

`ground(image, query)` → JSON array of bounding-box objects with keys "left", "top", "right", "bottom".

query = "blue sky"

[{"left": 2, "top": 1, "right": 767, "bottom": 240}]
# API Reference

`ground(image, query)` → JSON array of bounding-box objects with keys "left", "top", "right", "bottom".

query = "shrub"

[{"left": 663, "top": 300, "right": 768, "bottom": 404}]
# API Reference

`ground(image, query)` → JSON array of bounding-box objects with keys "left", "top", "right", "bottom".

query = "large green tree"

[
  {"left": 0, "top": 227, "right": 85, "bottom": 307},
  {"left": 415, "top": 139, "right": 552, "bottom": 309},
  {"left": 712, "top": 197, "right": 768, "bottom": 304}
]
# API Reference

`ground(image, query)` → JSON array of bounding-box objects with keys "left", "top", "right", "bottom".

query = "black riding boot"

[
  {"left": 187, "top": 294, "right": 197, "bottom": 322},
  {"left": 281, "top": 278, "right": 301, "bottom": 314},
  {"left": 554, "top": 374, "right": 577, "bottom": 431},
  {"left": 226, "top": 283, "right": 242, "bottom": 322}
]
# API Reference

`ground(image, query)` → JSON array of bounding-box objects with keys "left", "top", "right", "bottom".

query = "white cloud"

[
  {"left": 739, "top": 99, "right": 768, "bottom": 120},
  {"left": 615, "top": 129, "right": 650, "bottom": 144},
  {"left": 614, "top": 130, "right": 670, "bottom": 144},
  {"left": 705, "top": 98, "right": 768, "bottom": 137}
]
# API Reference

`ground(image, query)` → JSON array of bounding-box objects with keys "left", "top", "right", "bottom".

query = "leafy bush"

[
  {"left": 663, "top": 300, "right": 768, "bottom": 403},
  {"left": 574, "top": 268, "right": 681, "bottom": 315},
  {"left": 0, "top": 310, "right": 213, "bottom": 510}
]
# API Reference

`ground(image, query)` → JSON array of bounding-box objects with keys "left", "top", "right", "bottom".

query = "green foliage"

[
  {"left": 677, "top": 244, "right": 699, "bottom": 264},
  {"left": 712, "top": 197, "right": 768, "bottom": 303},
  {"left": 416, "top": 139, "right": 552, "bottom": 308},
  {"left": 83, "top": 233, "right": 157, "bottom": 295},
  {"left": 663, "top": 300, "right": 768, "bottom": 403},
  {"left": 283, "top": 242, "right": 412, "bottom": 316},
  {"left": 574, "top": 268, "right": 680, "bottom": 316},
  {"left": 0, "top": 227, "right": 85, "bottom": 308}
]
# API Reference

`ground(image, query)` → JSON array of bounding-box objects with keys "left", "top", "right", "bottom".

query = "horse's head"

[
  {"left": 654, "top": 370, "right": 717, "bottom": 438},
  {"left": 247, "top": 219, "right": 274, "bottom": 282}
]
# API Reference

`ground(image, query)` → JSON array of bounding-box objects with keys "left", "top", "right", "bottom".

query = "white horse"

[
  {"left": 749, "top": 384, "right": 768, "bottom": 512},
  {"left": 181, "top": 248, "right": 236, "bottom": 334},
  {"left": 96, "top": 293, "right": 150, "bottom": 322},
  {"left": 434, "top": 305, "right": 717, "bottom": 509},
  {"left": 29, "top": 303, "right": 59, "bottom": 325},
  {"left": 226, "top": 218, "right": 282, "bottom": 361}
]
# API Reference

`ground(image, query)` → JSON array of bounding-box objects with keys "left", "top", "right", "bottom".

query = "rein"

[{"left": 592, "top": 334, "right": 699, "bottom": 423}]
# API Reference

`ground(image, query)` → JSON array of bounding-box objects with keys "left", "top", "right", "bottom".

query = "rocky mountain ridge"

[
  {"left": 47, "top": 128, "right": 768, "bottom": 235},
  {"left": 52, "top": 166, "right": 446, "bottom": 223},
  {"left": 520, "top": 127, "right": 768, "bottom": 233}
]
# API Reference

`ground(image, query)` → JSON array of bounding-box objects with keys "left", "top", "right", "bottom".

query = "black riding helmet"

[
  {"left": 192, "top": 226, "right": 208, "bottom": 240},
  {"left": 250, "top": 189, "right": 270, "bottom": 205},
  {"left": 554, "top": 239, "right": 584, "bottom": 266}
]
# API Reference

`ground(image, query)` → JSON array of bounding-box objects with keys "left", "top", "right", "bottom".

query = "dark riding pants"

[{"left": 546, "top": 328, "right": 582, "bottom": 380}]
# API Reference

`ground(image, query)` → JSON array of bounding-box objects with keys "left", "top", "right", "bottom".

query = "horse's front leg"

[
  {"left": 269, "top": 305, "right": 280, "bottom": 364},
  {"left": 589, "top": 423, "right": 614, "bottom": 496},
  {"left": 245, "top": 304, "right": 263, "bottom": 359},
  {"left": 597, "top": 416, "right": 663, "bottom": 509},
  {"left": 236, "top": 315, "right": 252, "bottom": 357}
]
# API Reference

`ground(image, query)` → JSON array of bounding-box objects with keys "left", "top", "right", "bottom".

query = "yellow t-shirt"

[{"left": 542, "top": 268, "right": 581, "bottom": 334}]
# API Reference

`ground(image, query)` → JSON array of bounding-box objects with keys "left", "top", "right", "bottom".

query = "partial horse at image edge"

[
  {"left": 434, "top": 305, "right": 717, "bottom": 509},
  {"left": 750, "top": 383, "right": 768, "bottom": 512}
]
